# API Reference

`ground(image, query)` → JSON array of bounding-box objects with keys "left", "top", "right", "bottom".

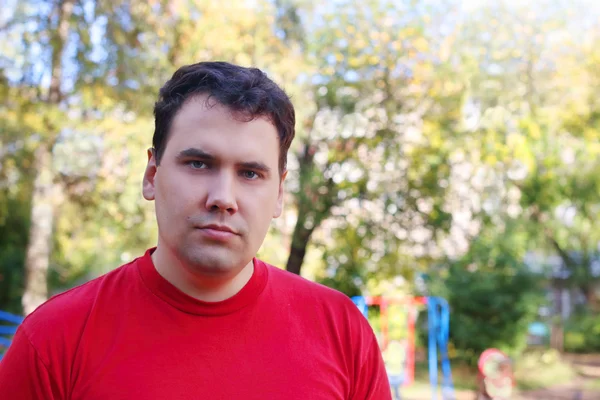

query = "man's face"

[{"left": 142, "top": 95, "right": 285, "bottom": 277}]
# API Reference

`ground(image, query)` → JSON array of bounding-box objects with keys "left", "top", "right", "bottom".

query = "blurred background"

[{"left": 1, "top": 0, "right": 600, "bottom": 397}]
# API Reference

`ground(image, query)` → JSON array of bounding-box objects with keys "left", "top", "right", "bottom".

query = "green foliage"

[
  {"left": 315, "top": 221, "right": 379, "bottom": 297},
  {"left": 0, "top": 142, "right": 34, "bottom": 314},
  {"left": 0, "top": 224, "right": 27, "bottom": 314},
  {"left": 1, "top": 0, "right": 307, "bottom": 309},
  {"left": 430, "top": 230, "right": 544, "bottom": 365},
  {"left": 564, "top": 312, "right": 600, "bottom": 353},
  {"left": 1, "top": 0, "right": 600, "bottom": 324}
]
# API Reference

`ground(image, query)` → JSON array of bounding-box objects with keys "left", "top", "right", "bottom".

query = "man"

[{"left": 0, "top": 62, "right": 391, "bottom": 399}]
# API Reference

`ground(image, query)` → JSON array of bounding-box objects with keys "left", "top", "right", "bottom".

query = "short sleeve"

[
  {"left": 350, "top": 330, "right": 392, "bottom": 400},
  {"left": 0, "top": 326, "right": 63, "bottom": 400}
]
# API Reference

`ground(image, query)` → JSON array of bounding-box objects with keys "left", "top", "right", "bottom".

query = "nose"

[{"left": 205, "top": 171, "right": 238, "bottom": 215}]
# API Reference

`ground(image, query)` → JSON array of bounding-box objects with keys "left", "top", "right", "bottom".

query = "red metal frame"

[{"left": 361, "top": 296, "right": 427, "bottom": 386}]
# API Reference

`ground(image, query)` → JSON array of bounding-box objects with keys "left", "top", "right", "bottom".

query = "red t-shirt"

[{"left": 0, "top": 249, "right": 391, "bottom": 399}]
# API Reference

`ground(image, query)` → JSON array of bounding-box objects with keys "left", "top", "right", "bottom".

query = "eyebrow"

[
  {"left": 239, "top": 161, "right": 271, "bottom": 175},
  {"left": 176, "top": 147, "right": 272, "bottom": 175},
  {"left": 176, "top": 148, "right": 215, "bottom": 160}
]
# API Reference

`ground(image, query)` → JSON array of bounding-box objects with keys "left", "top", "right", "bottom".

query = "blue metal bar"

[
  {"left": 427, "top": 297, "right": 438, "bottom": 400},
  {"left": 0, "top": 326, "right": 18, "bottom": 335},
  {"left": 351, "top": 297, "right": 454, "bottom": 399},
  {"left": 0, "top": 310, "right": 24, "bottom": 361},
  {"left": 0, "top": 310, "right": 24, "bottom": 324},
  {"left": 351, "top": 296, "right": 368, "bottom": 319},
  {"left": 427, "top": 297, "right": 456, "bottom": 400},
  {"left": 436, "top": 298, "right": 455, "bottom": 400}
]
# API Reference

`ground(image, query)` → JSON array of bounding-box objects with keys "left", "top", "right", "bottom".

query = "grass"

[
  {"left": 408, "top": 349, "right": 579, "bottom": 395},
  {"left": 513, "top": 349, "right": 578, "bottom": 390},
  {"left": 585, "top": 379, "right": 600, "bottom": 390},
  {"left": 414, "top": 360, "right": 478, "bottom": 391}
]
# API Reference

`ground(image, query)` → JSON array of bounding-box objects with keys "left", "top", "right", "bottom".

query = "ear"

[
  {"left": 142, "top": 148, "right": 158, "bottom": 201},
  {"left": 273, "top": 170, "right": 287, "bottom": 218}
]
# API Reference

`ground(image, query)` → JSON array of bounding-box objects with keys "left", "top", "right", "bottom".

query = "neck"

[{"left": 151, "top": 246, "right": 254, "bottom": 302}]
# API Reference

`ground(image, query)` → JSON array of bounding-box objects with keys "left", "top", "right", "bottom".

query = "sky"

[{"left": 2, "top": 0, "right": 600, "bottom": 91}]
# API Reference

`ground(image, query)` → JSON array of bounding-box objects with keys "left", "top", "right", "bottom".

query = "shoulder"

[
  {"left": 261, "top": 260, "right": 368, "bottom": 327},
  {"left": 261, "top": 261, "right": 382, "bottom": 373},
  {"left": 259, "top": 265, "right": 391, "bottom": 398},
  {"left": 264, "top": 261, "right": 357, "bottom": 305},
  {"left": 19, "top": 257, "right": 139, "bottom": 358}
]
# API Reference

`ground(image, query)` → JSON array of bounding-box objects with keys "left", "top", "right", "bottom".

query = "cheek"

[
  {"left": 155, "top": 174, "right": 196, "bottom": 216},
  {"left": 243, "top": 190, "right": 278, "bottom": 230},
  {"left": 159, "top": 170, "right": 198, "bottom": 199}
]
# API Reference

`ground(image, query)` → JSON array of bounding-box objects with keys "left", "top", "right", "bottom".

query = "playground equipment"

[
  {"left": 0, "top": 310, "right": 24, "bottom": 361},
  {"left": 351, "top": 295, "right": 454, "bottom": 400}
]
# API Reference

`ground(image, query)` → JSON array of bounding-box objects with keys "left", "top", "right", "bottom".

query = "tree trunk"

[
  {"left": 550, "top": 322, "right": 564, "bottom": 352},
  {"left": 549, "top": 284, "right": 564, "bottom": 352},
  {"left": 285, "top": 211, "right": 315, "bottom": 275},
  {"left": 21, "top": 0, "right": 74, "bottom": 315},
  {"left": 582, "top": 284, "right": 599, "bottom": 312},
  {"left": 22, "top": 144, "right": 56, "bottom": 315}
]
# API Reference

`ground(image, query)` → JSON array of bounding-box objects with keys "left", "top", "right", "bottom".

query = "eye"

[
  {"left": 189, "top": 160, "right": 207, "bottom": 169},
  {"left": 242, "top": 170, "right": 259, "bottom": 180}
]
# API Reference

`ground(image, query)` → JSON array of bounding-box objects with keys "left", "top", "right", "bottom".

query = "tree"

[
  {"left": 447, "top": 1, "right": 600, "bottom": 352},
  {"left": 1, "top": 0, "right": 169, "bottom": 313},
  {"left": 0, "top": 0, "right": 311, "bottom": 312},
  {"left": 284, "top": 0, "right": 462, "bottom": 278},
  {"left": 456, "top": 1, "right": 600, "bottom": 309},
  {"left": 19, "top": 0, "right": 75, "bottom": 315}
]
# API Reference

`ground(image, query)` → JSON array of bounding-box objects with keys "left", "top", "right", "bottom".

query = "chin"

[{"left": 180, "top": 247, "right": 246, "bottom": 275}]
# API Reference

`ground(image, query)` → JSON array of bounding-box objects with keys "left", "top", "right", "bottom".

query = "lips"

[
  {"left": 199, "top": 224, "right": 237, "bottom": 234},
  {"left": 195, "top": 224, "right": 238, "bottom": 241}
]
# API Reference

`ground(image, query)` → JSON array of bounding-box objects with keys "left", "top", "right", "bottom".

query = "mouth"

[
  {"left": 195, "top": 224, "right": 239, "bottom": 241},
  {"left": 198, "top": 224, "right": 237, "bottom": 235}
]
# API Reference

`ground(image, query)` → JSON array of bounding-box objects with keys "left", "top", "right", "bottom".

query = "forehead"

[{"left": 165, "top": 95, "right": 279, "bottom": 162}]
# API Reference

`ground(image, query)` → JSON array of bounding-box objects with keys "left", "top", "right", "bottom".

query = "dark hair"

[{"left": 153, "top": 61, "right": 296, "bottom": 174}]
